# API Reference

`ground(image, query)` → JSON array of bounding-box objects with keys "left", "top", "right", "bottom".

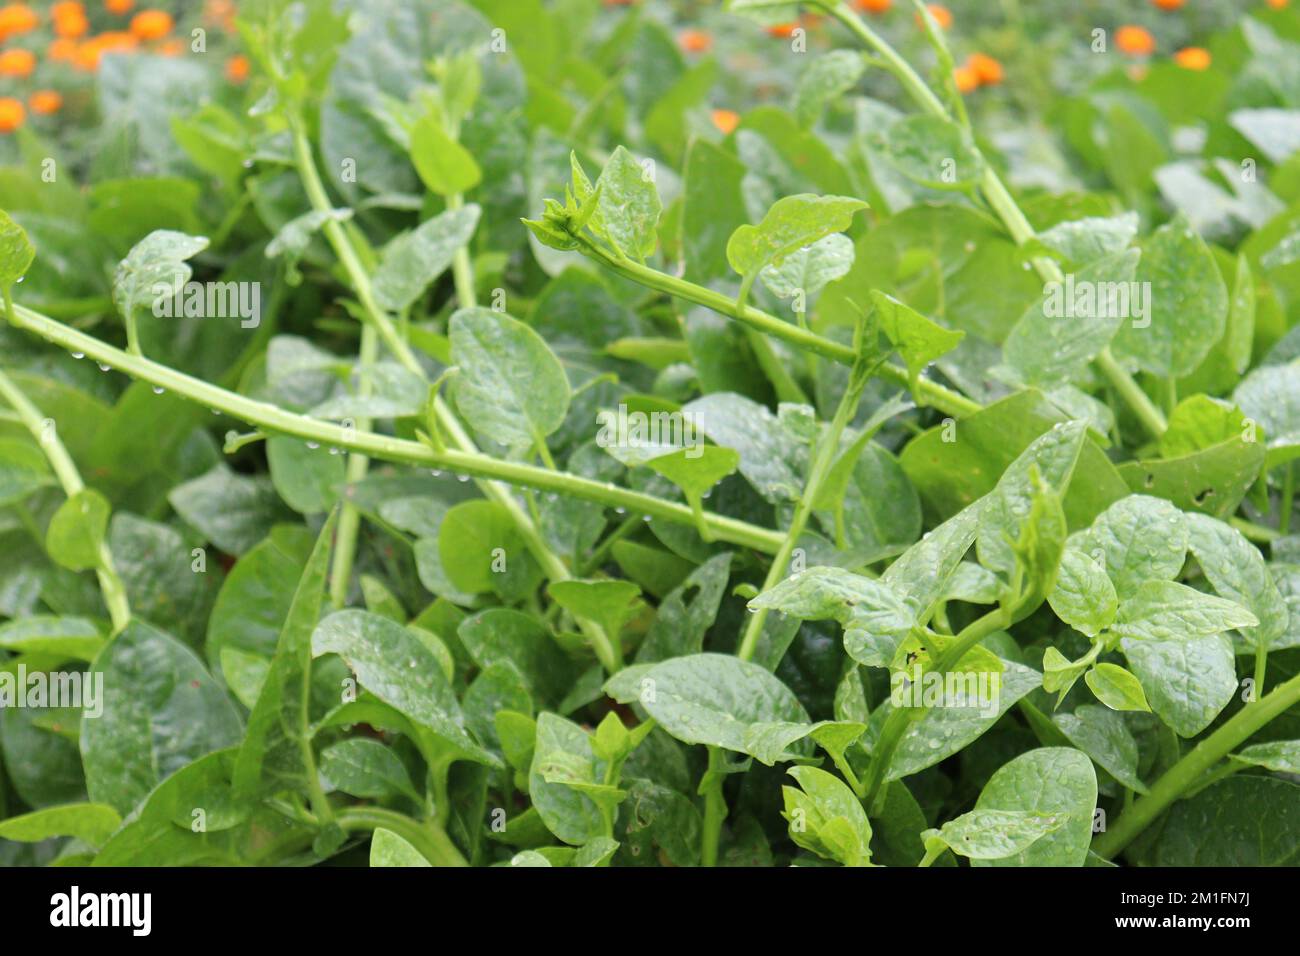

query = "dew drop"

[
  {"left": 71, "top": 351, "right": 84, "bottom": 360},
  {"left": 431, "top": 469, "right": 442, "bottom": 477},
  {"left": 457, "top": 474, "right": 470, "bottom": 482},
  {"left": 97, "top": 363, "right": 110, "bottom": 371},
  {"left": 615, "top": 506, "right": 626, "bottom": 515},
  {"left": 328, "top": 447, "right": 340, "bottom": 456},
  {"left": 152, "top": 386, "right": 165, "bottom": 395},
  {"left": 306, "top": 441, "right": 320, "bottom": 450}
]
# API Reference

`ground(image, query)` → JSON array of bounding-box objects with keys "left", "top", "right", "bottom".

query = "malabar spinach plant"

[{"left": 1, "top": 0, "right": 1300, "bottom": 868}]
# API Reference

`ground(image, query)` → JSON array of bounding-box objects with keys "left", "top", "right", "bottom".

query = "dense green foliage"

[{"left": 2, "top": 0, "right": 1300, "bottom": 868}]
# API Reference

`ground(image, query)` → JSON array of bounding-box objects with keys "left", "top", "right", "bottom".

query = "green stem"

[
  {"left": 861, "top": 607, "right": 1008, "bottom": 809},
  {"left": 328, "top": 323, "right": 377, "bottom": 609},
  {"left": 9, "top": 304, "right": 783, "bottom": 552},
  {"left": 917, "top": 843, "right": 943, "bottom": 867},
  {"left": 574, "top": 235, "right": 980, "bottom": 419},
  {"left": 700, "top": 746, "right": 727, "bottom": 867},
  {"left": 336, "top": 806, "right": 467, "bottom": 866},
  {"left": 0, "top": 366, "right": 131, "bottom": 634},
  {"left": 737, "top": 355, "right": 872, "bottom": 662},
  {"left": 1093, "top": 667, "right": 1300, "bottom": 859},
  {"left": 817, "top": 0, "right": 1168, "bottom": 440},
  {"left": 1281, "top": 464, "right": 1295, "bottom": 536},
  {"left": 447, "top": 193, "right": 477, "bottom": 309},
  {"left": 1231, "top": 516, "right": 1279, "bottom": 544}
]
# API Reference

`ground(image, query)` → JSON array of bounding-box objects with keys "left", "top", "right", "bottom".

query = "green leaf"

[
  {"left": 636, "top": 553, "right": 733, "bottom": 664},
  {"left": 0, "top": 208, "right": 35, "bottom": 292},
  {"left": 0, "top": 802, "right": 121, "bottom": 848},
  {"left": 458, "top": 608, "right": 578, "bottom": 705},
  {"left": 1111, "top": 580, "right": 1258, "bottom": 643},
  {"left": 320, "top": 738, "right": 420, "bottom": 801},
  {"left": 45, "top": 489, "right": 110, "bottom": 572},
  {"left": 369, "top": 827, "right": 432, "bottom": 867},
  {"left": 373, "top": 203, "right": 481, "bottom": 312},
  {"left": 645, "top": 445, "right": 740, "bottom": 503},
  {"left": 1185, "top": 513, "right": 1289, "bottom": 650},
  {"left": 0, "top": 616, "right": 103, "bottom": 661},
  {"left": 82, "top": 621, "right": 244, "bottom": 815},
  {"left": 924, "top": 809, "right": 1064, "bottom": 861},
  {"left": 1052, "top": 703, "right": 1147, "bottom": 792},
  {"left": 871, "top": 291, "right": 964, "bottom": 397},
  {"left": 1231, "top": 740, "right": 1300, "bottom": 774},
  {"left": 449, "top": 307, "right": 571, "bottom": 449},
  {"left": 529, "top": 712, "right": 612, "bottom": 846},
  {"left": 1080, "top": 494, "right": 1188, "bottom": 599},
  {"left": 1084, "top": 662, "right": 1151, "bottom": 713},
  {"left": 872, "top": 114, "right": 984, "bottom": 190},
  {"left": 0, "top": 438, "right": 55, "bottom": 507},
  {"left": 1028, "top": 212, "right": 1138, "bottom": 266},
  {"left": 794, "top": 50, "right": 866, "bottom": 128},
  {"left": 410, "top": 113, "right": 482, "bottom": 196},
  {"left": 233, "top": 511, "right": 336, "bottom": 801},
  {"left": 759, "top": 233, "right": 856, "bottom": 303},
  {"left": 1152, "top": 776, "right": 1300, "bottom": 865},
  {"left": 266, "top": 438, "right": 344, "bottom": 515},
  {"left": 618, "top": 653, "right": 809, "bottom": 756},
  {"left": 742, "top": 719, "right": 864, "bottom": 767},
  {"left": 312, "top": 609, "right": 499, "bottom": 767},
  {"left": 726, "top": 193, "right": 867, "bottom": 285},
  {"left": 112, "top": 229, "right": 209, "bottom": 323},
  {"left": 1159, "top": 395, "right": 1252, "bottom": 458},
  {"left": 547, "top": 579, "right": 645, "bottom": 648},
  {"left": 971, "top": 748, "right": 1097, "bottom": 867},
  {"left": 1121, "top": 633, "right": 1236, "bottom": 737},
  {"left": 169, "top": 465, "right": 286, "bottom": 556},
  {"left": 1111, "top": 216, "right": 1229, "bottom": 377},
  {"left": 1048, "top": 547, "right": 1117, "bottom": 637},
  {"left": 781, "top": 765, "right": 873, "bottom": 866},
  {"left": 1003, "top": 249, "right": 1140, "bottom": 386},
  {"left": 977, "top": 420, "right": 1086, "bottom": 586},
  {"left": 586, "top": 146, "right": 662, "bottom": 260}
]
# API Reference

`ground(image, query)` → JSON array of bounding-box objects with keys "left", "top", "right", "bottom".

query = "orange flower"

[
  {"left": 1116, "top": 25, "right": 1156, "bottom": 55},
  {"left": 1174, "top": 46, "right": 1211, "bottom": 70},
  {"left": 29, "top": 90, "right": 62, "bottom": 115},
  {"left": 919, "top": 3, "right": 952, "bottom": 29},
  {"left": 158, "top": 38, "right": 183, "bottom": 56},
  {"left": 55, "top": 10, "right": 88, "bottom": 38},
  {"left": 53, "top": 1, "right": 84, "bottom": 16},
  {"left": 711, "top": 108, "right": 740, "bottom": 135},
  {"left": 967, "top": 52, "right": 1003, "bottom": 85},
  {"left": 0, "top": 48, "right": 36, "bottom": 78},
  {"left": 1267, "top": 0, "right": 1288, "bottom": 8},
  {"left": 855, "top": 0, "right": 891, "bottom": 12},
  {"left": 48, "top": 37, "right": 77, "bottom": 61},
  {"left": 0, "top": 4, "right": 39, "bottom": 38},
  {"left": 953, "top": 65, "right": 979, "bottom": 94},
  {"left": 1150, "top": 0, "right": 1184, "bottom": 8},
  {"left": 0, "top": 97, "right": 25, "bottom": 133},
  {"left": 130, "top": 9, "right": 171, "bottom": 40},
  {"left": 766, "top": 21, "right": 798, "bottom": 38},
  {"left": 225, "top": 53, "right": 249, "bottom": 83},
  {"left": 678, "top": 29, "right": 712, "bottom": 54},
  {"left": 105, "top": 0, "right": 133, "bottom": 13}
]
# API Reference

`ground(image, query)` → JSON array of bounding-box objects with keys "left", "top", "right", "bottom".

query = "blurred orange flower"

[
  {"left": 678, "top": 29, "right": 712, "bottom": 54},
  {"left": 920, "top": 4, "right": 952, "bottom": 29},
  {"left": 1266, "top": 0, "right": 1288, "bottom": 8},
  {"left": 225, "top": 53, "right": 250, "bottom": 83},
  {"left": 766, "top": 22, "right": 798, "bottom": 38},
  {"left": 0, "top": 97, "right": 25, "bottom": 133},
  {"left": 1151, "top": 0, "right": 1184, "bottom": 9},
  {"left": 29, "top": 90, "right": 63, "bottom": 115},
  {"left": 1116, "top": 25, "right": 1156, "bottom": 55},
  {"left": 855, "top": 0, "right": 891, "bottom": 12},
  {"left": 1174, "top": 46, "right": 1211, "bottom": 70},
  {"left": 48, "top": 37, "right": 77, "bottom": 61},
  {"left": 105, "top": 0, "right": 134, "bottom": 13},
  {"left": 55, "top": 11, "right": 88, "bottom": 37},
  {"left": 0, "top": 48, "right": 36, "bottom": 78},
  {"left": 0, "top": 4, "right": 39, "bottom": 39},
  {"left": 967, "top": 52, "right": 1004, "bottom": 85},
  {"left": 130, "top": 9, "right": 172, "bottom": 40},
  {"left": 52, "top": 1, "right": 84, "bottom": 15},
  {"left": 953, "top": 64, "right": 978, "bottom": 94},
  {"left": 711, "top": 109, "right": 740, "bottom": 135}
]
